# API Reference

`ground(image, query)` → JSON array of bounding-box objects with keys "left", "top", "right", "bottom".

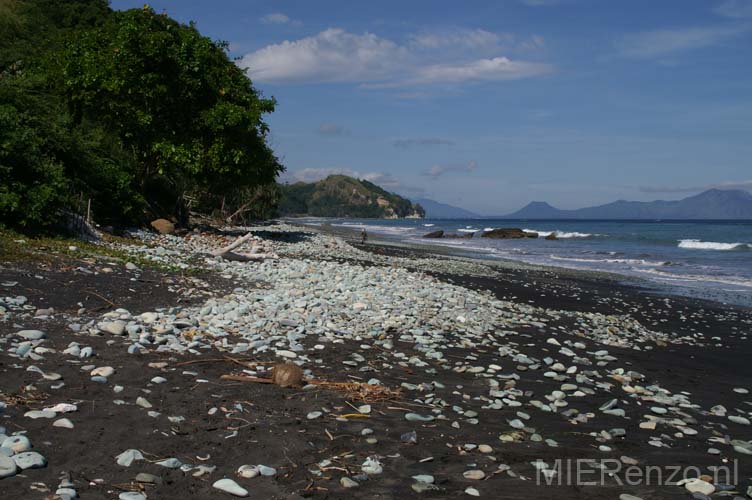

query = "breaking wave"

[
  {"left": 678, "top": 239, "right": 751, "bottom": 251},
  {"left": 524, "top": 229, "right": 594, "bottom": 239}
]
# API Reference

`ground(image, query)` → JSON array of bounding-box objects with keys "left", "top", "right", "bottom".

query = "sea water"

[{"left": 307, "top": 218, "right": 752, "bottom": 305}]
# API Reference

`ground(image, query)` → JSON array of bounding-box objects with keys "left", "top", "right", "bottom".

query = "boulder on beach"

[
  {"left": 150, "top": 218, "right": 175, "bottom": 235},
  {"left": 481, "top": 228, "right": 538, "bottom": 239},
  {"left": 545, "top": 233, "right": 558, "bottom": 240},
  {"left": 422, "top": 230, "right": 444, "bottom": 238}
]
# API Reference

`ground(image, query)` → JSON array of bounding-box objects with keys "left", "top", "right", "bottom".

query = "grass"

[{"left": 0, "top": 230, "right": 202, "bottom": 275}]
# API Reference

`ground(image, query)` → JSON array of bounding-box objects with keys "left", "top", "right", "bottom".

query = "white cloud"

[
  {"left": 261, "top": 13, "right": 291, "bottom": 24},
  {"left": 407, "top": 57, "right": 550, "bottom": 85},
  {"left": 239, "top": 28, "right": 552, "bottom": 86},
  {"left": 715, "top": 0, "right": 752, "bottom": 18},
  {"left": 422, "top": 160, "right": 478, "bottom": 179},
  {"left": 616, "top": 24, "right": 749, "bottom": 58}
]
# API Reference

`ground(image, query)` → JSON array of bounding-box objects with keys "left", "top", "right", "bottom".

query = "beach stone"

[
  {"left": 25, "top": 410, "right": 56, "bottom": 419},
  {"left": 136, "top": 397, "right": 152, "bottom": 409},
  {"left": 101, "top": 321, "right": 126, "bottom": 335},
  {"left": 116, "top": 449, "right": 144, "bottom": 467},
  {"left": 91, "top": 366, "right": 115, "bottom": 377},
  {"left": 361, "top": 456, "right": 383, "bottom": 475},
  {"left": 405, "top": 413, "right": 434, "bottom": 422},
  {"left": 684, "top": 478, "right": 714, "bottom": 495},
  {"left": 0, "top": 455, "right": 17, "bottom": 478},
  {"left": 340, "top": 477, "right": 359, "bottom": 488},
  {"left": 156, "top": 457, "right": 182, "bottom": 468},
  {"left": 213, "top": 478, "right": 248, "bottom": 497},
  {"left": 237, "top": 465, "right": 259, "bottom": 478},
  {"left": 13, "top": 451, "right": 46, "bottom": 470},
  {"left": 465, "top": 487, "right": 480, "bottom": 496},
  {"left": 257, "top": 465, "right": 276, "bottom": 476},
  {"left": 52, "top": 418, "right": 74, "bottom": 429},
  {"left": 401, "top": 430, "right": 418, "bottom": 444},
  {"left": 119, "top": 493, "right": 146, "bottom": 500},
  {"left": 135, "top": 473, "right": 162, "bottom": 484},
  {"left": 619, "top": 495, "right": 643, "bottom": 500},
  {"left": 463, "top": 470, "right": 485, "bottom": 480},
  {"left": 413, "top": 482, "right": 439, "bottom": 493},
  {"left": 729, "top": 415, "right": 750, "bottom": 425},
  {"left": 56, "top": 487, "right": 77, "bottom": 499},
  {"left": 2, "top": 435, "right": 31, "bottom": 453},
  {"left": 17, "top": 330, "right": 46, "bottom": 340},
  {"left": 307, "top": 411, "right": 322, "bottom": 420}
]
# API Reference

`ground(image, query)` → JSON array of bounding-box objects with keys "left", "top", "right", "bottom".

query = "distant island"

[
  {"left": 412, "top": 198, "right": 481, "bottom": 219},
  {"left": 502, "top": 189, "right": 752, "bottom": 220},
  {"left": 278, "top": 175, "right": 424, "bottom": 218}
]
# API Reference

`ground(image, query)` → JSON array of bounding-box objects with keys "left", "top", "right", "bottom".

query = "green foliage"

[
  {"left": 0, "top": 103, "right": 70, "bottom": 229},
  {"left": 0, "top": 1, "right": 282, "bottom": 233},
  {"left": 278, "top": 175, "right": 424, "bottom": 218},
  {"left": 63, "top": 6, "right": 283, "bottom": 217}
]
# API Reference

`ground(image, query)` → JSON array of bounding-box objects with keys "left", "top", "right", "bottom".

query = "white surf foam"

[
  {"left": 523, "top": 229, "right": 594, "bottom": 239},
  {"left": 678, "top": 239, "right": 750, "bottom": 251}
]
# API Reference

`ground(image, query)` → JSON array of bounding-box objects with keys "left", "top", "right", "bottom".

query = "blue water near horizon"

[{"left": 302, "top": 218, "right": 752, "bottom": 304}]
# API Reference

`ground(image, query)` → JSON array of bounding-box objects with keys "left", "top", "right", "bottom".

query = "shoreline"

[
  {"left": 295, "top": 218, "right": 752, "bottom": 310},
  {"left": 0, "top": 222, "right": 750, "bottom": 499}
]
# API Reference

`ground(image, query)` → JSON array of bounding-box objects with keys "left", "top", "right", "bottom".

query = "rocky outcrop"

[
  {"left": 545, "top": 233, "right": 558, "bottom": 240},
  {"left": 423, "top": 230, "right": 445, "bottom": 238},
  {"left": 481, "top": 228, "right": 538, "bottom": 239}
]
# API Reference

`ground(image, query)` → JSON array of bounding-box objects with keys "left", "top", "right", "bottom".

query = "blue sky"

[{"left": 111, "top": 0, "right": 752, "bottom": 214}]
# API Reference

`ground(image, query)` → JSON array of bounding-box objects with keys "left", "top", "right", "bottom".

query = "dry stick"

[
  {"left": 83, "top": 289, "right": 117, "bottom": 308},
  {"left": 220, "top": 374, "right": 275, "bottom": 384},
  {"left": 173, "top": 357, "right": 266, "bottom": 368}
]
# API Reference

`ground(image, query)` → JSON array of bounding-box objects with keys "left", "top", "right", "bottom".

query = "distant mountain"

[
  {"left": 278, "top": 175, "right": 425, "bottom": 219},
  {"left": 503, "top": 189, "right": 752, "bottom": 219},
  {"left": 413, "top": 198, "right": 481, "bottom": 219}
]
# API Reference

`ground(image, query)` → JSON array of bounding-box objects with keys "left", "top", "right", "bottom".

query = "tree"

[{"left": 63, "top": 6, "right": 283, "bottom": 221}]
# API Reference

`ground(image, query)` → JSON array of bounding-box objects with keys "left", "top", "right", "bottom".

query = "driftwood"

[
  {"left": 211, "top": 232, "right": 275, "bottom": 261},
  {"left": 212, "top": 233, "right": 254, "bottom": 256},
  {"left": 221, "top": 372, "right": 403, "bottom": 402}
]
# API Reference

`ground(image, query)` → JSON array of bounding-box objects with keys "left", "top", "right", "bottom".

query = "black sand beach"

[{"left": 0, "top": 224, "right": 750, "bottom": 499}]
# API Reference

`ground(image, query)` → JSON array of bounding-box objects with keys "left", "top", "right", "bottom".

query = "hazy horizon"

[{"left": 112, "top": 0, "right": 752, "bottom": 214}]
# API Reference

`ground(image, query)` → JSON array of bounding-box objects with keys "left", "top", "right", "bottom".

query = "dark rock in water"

[
  {"left": 423, "top": 230, "right": 444, "bottom": 238},
  {"left": 150, "top": 219, "right": 175, "bottom": 235},
  {"left": 545, "top": 233, "right": 558, "bottom": 240},
  {"left": 482, "top": 228, "right": 538, "bottom": 239}
]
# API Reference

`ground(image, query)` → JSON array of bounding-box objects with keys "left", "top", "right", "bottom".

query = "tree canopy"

[{"left": 0, "top": 1, "right": 282, "bottom": 232}]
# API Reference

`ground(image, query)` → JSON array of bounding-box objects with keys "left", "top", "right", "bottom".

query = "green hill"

[{"left": 278, "top": 175, "right": 425, "bottom": 219}]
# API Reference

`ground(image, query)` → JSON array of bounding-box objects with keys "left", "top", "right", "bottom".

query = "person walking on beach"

[{"left": 361, "top": 228, "right": 368, "bottom": 244}]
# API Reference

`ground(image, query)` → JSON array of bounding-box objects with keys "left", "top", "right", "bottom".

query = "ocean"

[{"left": 303, "top": 218, "right": 752, "bottom": 305}]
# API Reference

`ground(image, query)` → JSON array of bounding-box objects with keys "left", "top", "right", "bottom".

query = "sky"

[{"left": 110, "top": 0, "right": 752, "bottom": 215}]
